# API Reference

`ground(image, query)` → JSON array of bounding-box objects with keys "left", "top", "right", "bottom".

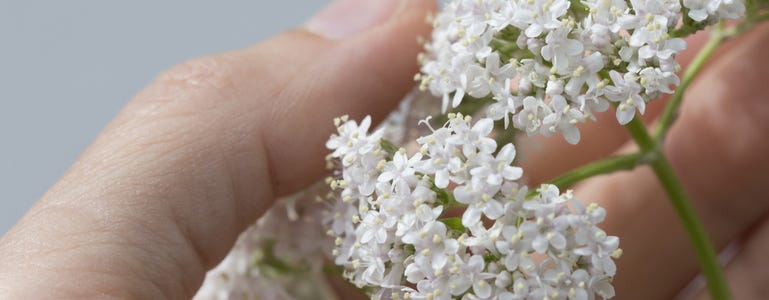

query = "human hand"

[
  {"left": 514, "top": 22, "right": 769, "bottom": 299},
  {"left": 1, "top": 1, "right": 768, "bottom": 299},
  {"left": 0, "top": 0, "right": 434, "bottom": 298}
]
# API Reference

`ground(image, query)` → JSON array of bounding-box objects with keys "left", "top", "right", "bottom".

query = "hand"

[
  {"left": 516, "top": 22, "right": 769, "bottom": 299},
  {"left": 0, "top": 0, "right": 434, "bottom": 298},
  {"left": 1, "top": 1, "right": 767, "bottom": 299}
]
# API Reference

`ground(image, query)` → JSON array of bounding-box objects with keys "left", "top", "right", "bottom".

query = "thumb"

[
  {"left": 0, "top": 1, "right": 435, "bottom": 299},
  {"left": 255, "top": 0, "right": 438, "bottom": 196},
  {"left": 126, "top": 0, "right": 435, "bottom": 197}
]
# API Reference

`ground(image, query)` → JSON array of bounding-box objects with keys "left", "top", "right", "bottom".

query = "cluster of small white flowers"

[
  {"left": 195, "top": 194, "right": 336, "bottom": 300},
  {"left": 418, "top": 0, "right": 744, "bottom": 144},
  {"left": 326, "top": 114, "right": 621, "bottom": 299}
]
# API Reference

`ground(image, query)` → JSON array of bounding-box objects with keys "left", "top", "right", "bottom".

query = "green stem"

[
  {"left": 546, "top": 153, "right": 645, "bottom": 190},
  {"left": 655, "top": 30, "right": 723, "bottom": 140},
  {"left": 626, "top": 117, "right": 657, "bottom": 152},
  {"left": 626, "top": 118, "right": 730, "bottom": 300}
]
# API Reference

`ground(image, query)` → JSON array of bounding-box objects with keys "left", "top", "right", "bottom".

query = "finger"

[
  {"left": 694, "top": 217, "right": 769, "bottom": 299},
  {"left": 0, "top": 1, "right": 435, "bottom": 299},
  {"left": 518, "top": 31, "right": 711, "bottom": 185},
  {"left": 574, "top": 22, "right": 769, "bottom": 299}
]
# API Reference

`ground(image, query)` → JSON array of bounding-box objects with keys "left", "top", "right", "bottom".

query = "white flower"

[
  {"left": 455, "top": 185, "right": 506, "bottom": 227},
  {"left": 469, "top": 52, "right": 517, "bottom": 99},
  {"left": 521, "top": 0, "right": 571, "bottom": 38},
  {"left": 514, "top": 96, "right": 549, "bottom": 134},
  {"left": 605, "top": 71, "right": 646, "bottom": 125},
  {"left": 564, "top": 52, "right": 605, "bottom": 97},
  {"left": 456, "top": 255, "right": 497, "bottom": 298},
  {"left": 360, "top": 255, "right": 387, "bottom": 285},
  {"left": 541, "top": 95, "right": 585, "bottom": 144},
  {"left": 409, "top": 278, "right": 453, "bottom": 300},
  {"left": 541, "top": 27, "right": 584, "bottom": 74},
  {"left": 685, "top": 0, "right": 711, "bottom": 21},
  {"left": 321, "top": 0, "right": 749, "bottom": 293},
  {"left": 573, "top": 227, "right": 621, "bottom": 276},
  {"left": 495, "top": 225, "right": 536, "bottom": 272},
  {"left": 402, "top": 221, "right": 460, "bottom": 271},
  {"left": 358, "top": 211, "right": 394, "bottom": 244},
  {"left": 378, "top": 150, "right": 422, "bottom": 191},
  {"left": 326, "top": 115, "right": 383, "bottom": 165},
  {"left": 470, "top": 144, "right": 523, "bottom": 190},
  {"left": 710, "top": 0, "right": 746, "bottom": 20},
  {"left": 684, "top": 0, "right": 745, "bottom": 21},
  {"left": 584, "top": 0, "right": 628, "bottom": 30},
  {"left": 487, "top": 89, "right": 521, "bottom": 129},
  {"left": 447, "top": 116, "right": 497, "bottom": 157},
  {"left": 418, "top": 0, "right": 744, "bottom": 148},
  {"left": 461, "top": 222, "right": 503, "bottom": 256},
  {"left": 639, "top": 67, "right": 680, "bottom": 98}
]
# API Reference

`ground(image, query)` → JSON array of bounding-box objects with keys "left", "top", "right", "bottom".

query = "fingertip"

[
  {"left": 305, "top": 0, "right": 436, "bottom": 40},
  {"left": 258, "top": 1, "right": 436, "bottom": 196}
]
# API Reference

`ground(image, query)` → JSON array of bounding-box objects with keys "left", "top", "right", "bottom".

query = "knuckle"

[
  {"left": 125, "top": 54, "right": 243, "bottom": 119},
  {"left": 153, "top": 54, "right": 241, "bottom": 104}
]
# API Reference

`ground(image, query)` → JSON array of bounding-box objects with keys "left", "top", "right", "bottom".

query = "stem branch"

[
  {"left": 626, "top": 118, "right": 730, "bottom": 300},
  {"left": 546, "top": 153, "right": 644, "bottom": 190}
]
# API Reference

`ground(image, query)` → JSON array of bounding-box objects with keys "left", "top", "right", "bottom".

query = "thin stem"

[
  {"left": 626, "top": 117, "right": 657, "bottom": 152},
  {"left": 649, "top": 157, "right": 730, "bottom": 300},
  {"left": 655, "top": 30, "right": 723, "bottom": 140},
  {"left": 546, "top": 153, "right": 644, "bottom": 190},
  {"left": 626, "top": 117, "right": 730, "bottom": 300}
]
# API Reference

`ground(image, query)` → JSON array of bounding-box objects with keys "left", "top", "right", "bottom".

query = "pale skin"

[{"left": 1, "top": 0, "right": 767, "bottom": 298}]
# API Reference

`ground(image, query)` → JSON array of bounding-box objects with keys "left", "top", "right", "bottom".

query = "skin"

[{"left": 0, "top": 1, "right": 767, "bottom": 298}]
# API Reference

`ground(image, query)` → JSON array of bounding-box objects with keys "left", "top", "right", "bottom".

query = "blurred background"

[{"left": 0, "top": 1, "right": 331, "bottom": 234}]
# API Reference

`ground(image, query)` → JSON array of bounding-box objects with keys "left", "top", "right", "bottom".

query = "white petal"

[
  {"left": 453, "top": 89, "right": 466, "bottom": 108},
  {"left": 503, "top": 166, "right": 523, "bottom": 180},
  {"left": 432, "top": 253, "right": 448, "bottom": 270},
  {"left": 562, "top": 126, "right": 581, "bottom": 145},
  {"left": 616, "top": 106, "right": 635, "bottom": 125},
  {"left": 376, "top": 228, "right": 388, "bottom": 244},
  {"left": 565, "top": 39, "right": 584, "bottom": 55},
  {"left": 473, "top": 279, "right": 493, "bottom": 298},
  {"left": 435, "top": 170, "right": 450, "bottom": 189},
  {"left": 361, "top": 230, "right": 373, "bottom": 244},
  {"left": 484, "top": 200, "right": 505, "bottom": 219},
  {"left": 689, "top": 9, "right": 709, "bottom": 22},
  {"left": 454, "top": 185, "right": 475, "bottom": 204},
  {"left": 377, "top": 172, "right": 395, "bottom": 183},
  {"left": 462, "top": 206, "right": 483, "bottom": 227},
  {"left": 467, "top": 255, "right": 485, "bottom": 272},
  {"left": 550, "top": 233, "right": 566, "bottom": 249},
  {"left": 497, "top": 143, "right": 516, "bottom": 161},
  {"left": 473, "top": 118, "right": 495, "bottom": 135},
  {"left": 360, "top": 116, "right": 372, "bottom": 132},
  {"left": 532, "top": 235, "right": 549, "bottom": 253},
  {"left": 525, "top": 24, "right": 543, "bottom": 38}
]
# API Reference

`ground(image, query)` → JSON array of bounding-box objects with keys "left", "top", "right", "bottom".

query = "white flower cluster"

[
  {"left": 195, "top": 195, "right": 336, "bottom": 300},
  {"left": 326, "top": 114, "right": 621, "bottom": 300},
  {"left": 418, "top": 0, "right": 744, "bottom": 144}
]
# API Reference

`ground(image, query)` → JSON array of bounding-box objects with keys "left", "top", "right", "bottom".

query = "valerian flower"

[{"left": 325, "top": 115, "right": 622, "bottom": 299}]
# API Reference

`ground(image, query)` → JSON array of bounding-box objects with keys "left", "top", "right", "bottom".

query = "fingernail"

[{"left": 305, "top": 0, "right": 404, "bottom": 39}]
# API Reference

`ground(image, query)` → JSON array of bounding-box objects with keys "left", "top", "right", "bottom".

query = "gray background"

[{"left": 0, "top": 1, "right": 331, "bottom": 234}]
